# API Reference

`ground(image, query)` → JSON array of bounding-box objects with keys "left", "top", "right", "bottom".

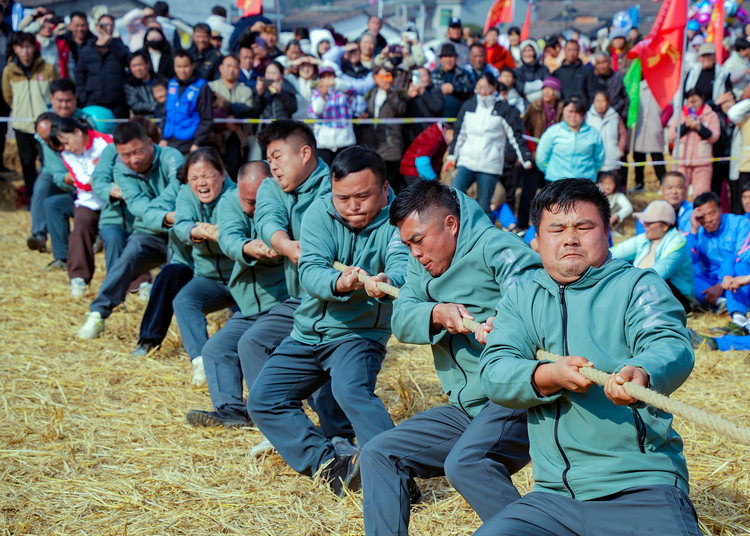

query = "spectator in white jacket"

[
  {"left": 206, "top": 6, "right": 234, "bottom": 56},
  {"left": 723, "top": 38, "right": 750, "bottom": 99},
  {"left": 586, "top": 91, "right": 628, "bottom": 175}
]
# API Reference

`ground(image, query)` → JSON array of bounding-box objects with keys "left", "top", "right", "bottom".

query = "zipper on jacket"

[
  {"left": 250, "top": 266, "right": 261, "bottom": 311},
  {"left": 288, "top": 192, "right": 298, "bottom": 239},
  {"left": 555, "top": 283, "right": 575, "bottom": 499},
  {"left": 448, "top": 334, "right": 469, "bottom": 414},
  {"left": 312, "top": 301, "right": 328, "bottom": 344},
  {"left": 631, "top": 407, "right": 647, "bottom": 454}
]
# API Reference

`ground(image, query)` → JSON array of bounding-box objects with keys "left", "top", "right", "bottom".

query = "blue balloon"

[
  {"left": 81, "top": 106, "right": 116, "bottom": 134},
  {"left": 726, "top": 0, "right": 739, "bottom": 17}
]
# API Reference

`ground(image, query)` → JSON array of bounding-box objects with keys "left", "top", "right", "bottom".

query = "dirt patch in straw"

[{"left": 0, "top": 179, "right": 749, "bottom": 535}]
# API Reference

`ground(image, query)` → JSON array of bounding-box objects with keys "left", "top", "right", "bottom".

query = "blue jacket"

[
  {"left": 687, "top": 213, "right": 750, "bottom": 280},
  {"left": 637, "top": 200, "right": 693, "bottom": 235},
  {"left": 292, "top": 189, "right": 409, "bottom": 346},
  {"left": 254, "top": 159, "right": 332, "bottom": 299},
  {"left": 536, "top": 121, "right": 605, "bottom": 181},
  {"left": 611, "top": 226, "right": 695, "bottom": 299},
  {"left": 164, "top": 77, "right": 207, "bottom": 141}
]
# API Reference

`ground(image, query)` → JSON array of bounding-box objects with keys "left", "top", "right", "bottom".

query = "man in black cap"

[
  {"left": 431, "top": 43, "right": 474, "bottom": 118},
  {"left": 445, "top": 16, "right": 470, "bottom": 66}
]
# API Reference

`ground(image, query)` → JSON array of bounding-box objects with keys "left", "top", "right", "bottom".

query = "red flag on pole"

[
  {"left": 627, "top": 0, "right": 687, "bottom": 110},
  {"left": 520, "top": 0, "right": 533, "bottom": 41},
  {"left": 236, "top": 0, "right": 263, "bottom": 16},
  {"left": 707, "top": 0, "right": 726, "bottom": 64},
  {"left": 484, "top": 0, "right": 515, "bottom": 34}
]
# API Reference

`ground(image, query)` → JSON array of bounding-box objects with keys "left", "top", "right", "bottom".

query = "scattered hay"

[{"left": 1, "top": 190, "right": 749, "bottom": 535}]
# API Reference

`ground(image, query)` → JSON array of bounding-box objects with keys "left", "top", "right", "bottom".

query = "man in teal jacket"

[
  {"left": 230, "top": 121, "right": 352, "bottom": 443},
  {"left": 187, "top": 162, "right": 289, "bottom": 427},
  {"left": 77, "top": 122, "right": 185, "bottom": 339},
  {"left": 359, "top": 181, "right": 540, "bottom": 536},
  {"left": 476, "top": 178, "right": 700, "bottom": 536},
  {"left": 248, "top": 146, "right": 410, "bottom": 497},
  {"left": 172, "top": 148, "right": 238, "bottom": 385}
]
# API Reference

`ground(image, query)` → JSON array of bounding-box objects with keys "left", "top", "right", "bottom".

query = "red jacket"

[
  {"left": 486, "top": 44, "right": 516, "bottom": 72},
  {"left": 400, "top": 123, "right": 448, "bottom": 177}
]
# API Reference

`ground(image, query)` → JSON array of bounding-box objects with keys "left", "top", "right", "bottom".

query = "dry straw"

[{"left": 0, "top": 175, "right": 748, "bottom": 534}]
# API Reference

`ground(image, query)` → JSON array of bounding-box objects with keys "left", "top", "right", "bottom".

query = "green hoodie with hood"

[
  {"left": 391, "top": 190, "right": 542, "bottom": 418},
  {"left": 91, "top": 144, "right": 135, "bottom": 231},
  {"left": 480, "top": 257, "right": 693, "bottom": 500},
  {"left": 254, "top": 158, "right": 332, "bottom": 299},
  {"left": 115, "top": 144, "right": 185, "bottom": 235},
  {"left": 292, "top": 188, "right": 409, "bottom": 347},
  {"left": 174, "top": 179, "right": 236, "bottom": 283},
  {"left": 217, "top": 186, "right": 289, "bottom": 316}
]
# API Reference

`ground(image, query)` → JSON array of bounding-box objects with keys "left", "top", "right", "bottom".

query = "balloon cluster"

[{"left": 689, "top": 0, "right": 747, "bottom": 30}]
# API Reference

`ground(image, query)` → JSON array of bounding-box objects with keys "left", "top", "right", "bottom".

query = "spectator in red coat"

[
  {"left": 400, "top": 122, "right": 449, "bottom": 184},
  {"left": 485, "top": 27, "right": 516, "bottom": 72}
]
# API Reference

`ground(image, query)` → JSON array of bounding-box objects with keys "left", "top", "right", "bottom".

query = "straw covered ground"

[{"left": 1, "top": 171, "right": 749, "bottom": 535}]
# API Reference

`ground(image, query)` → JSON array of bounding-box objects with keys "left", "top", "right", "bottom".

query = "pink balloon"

[{"left": 697, "top": 12, "right": 712, "bottom": 25}]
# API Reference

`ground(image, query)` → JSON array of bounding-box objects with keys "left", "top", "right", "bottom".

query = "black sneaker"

[
  {"left": 131, "top": 342, "right": 156, "bottom": 357},
  {"left": 322, "top": 454, "right": 361, "bottom": 498},
  {"left": 45, "top": 259, "right": 67, "bottom": 271},
  {"left": 186, "top": 407, "right": 253, "bottom": 428},
  {"left": 687, "top": 328, "right": 719, "bottom": 350},
  {"left": 408, "top": 478, "right": 423, "bottom": 506},
  {"left": 27, "top": 235, "right": 47, "bottom": 253}
]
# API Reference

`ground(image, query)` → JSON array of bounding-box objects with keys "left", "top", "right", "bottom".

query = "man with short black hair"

[
  {"left": 162, "top": 50, "right": 214, "bottom": 154},
  {"left": 77, "top": 122, "right": 185, "bottom": 339},
  {"left": 431, "top": 43, "right": 473, "bottom": 118},
  {"left": 467, "top": 42, "right": 499, "bottom": 82},
  {"left": 63, "top": 11, "right": 94, "bottom": 74},
  {"left": 360, "top": 180, "right": 539, "bottom": 536},
  {"left": 552, "top": 40, "right": 602, "bottom": 107},
  {"left": 723, "top": 37, "right": 750, "bottom": 96},
  {"left": 476, "top": 178, "right": 700, "bottom": 536},
  {"left": 249, "top": 145, "right": 409, "bottom": 497},
  {"left": 188, "top": 23, "right": 222, "bottom": 81},
  {"left": 594, "top": 52, "right": 629, "bottom": 122}
]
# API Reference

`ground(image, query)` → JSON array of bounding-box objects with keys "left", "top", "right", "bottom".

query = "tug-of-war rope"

[{"left": 333, "top": 262, "right": 750, "bottom": 446}]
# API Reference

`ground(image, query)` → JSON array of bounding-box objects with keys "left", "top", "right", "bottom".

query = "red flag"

[
  {"left": 707, "top": 0, "right": 726, "bottom": 64},
  {"left": 520, "top": 0, "right": 533, "bottom": 41},
  {"left": 484, "top": 0, "right": 515, "bottom": 34},
  {"left": 236, "top": 0, "right": 263, "bottom": 16},
  {"left": 627, "top": 0, "right": 687, "bottom": 110}
]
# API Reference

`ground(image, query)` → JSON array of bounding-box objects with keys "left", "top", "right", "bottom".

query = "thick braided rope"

[
  {"left": 536, "top": 350, "right": 750, "bottom": 445},
  {"left": 332, "top": 262, "right": 750, "bottom": 445}
]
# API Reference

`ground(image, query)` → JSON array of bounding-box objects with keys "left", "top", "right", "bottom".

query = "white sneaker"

[
  {"left": 190, "top": 356, "right": 207, "bottom": 386},
  {"left": 732, "top": 313, "right": 748, "bottom": 329},
  {"left": 137, "top": 281, "right": 152, "bottom": 302},
  {"left": 249, "top": 436, "right": 275, "bottom": 458},
  {"left": 70, "top": 277, "right": 86, "bottom": 298},
  {"left": 77, "top": 311, "right": 104, "bottom": 339}
]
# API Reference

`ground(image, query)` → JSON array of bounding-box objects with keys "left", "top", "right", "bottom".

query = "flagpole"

[{"left": 671, "top": 0, "right": 690, "bottom": 172}]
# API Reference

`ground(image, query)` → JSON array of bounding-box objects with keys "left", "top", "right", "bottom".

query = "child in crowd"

[{"left": 597, "top": 171, "right": 632, "bottom": 231}]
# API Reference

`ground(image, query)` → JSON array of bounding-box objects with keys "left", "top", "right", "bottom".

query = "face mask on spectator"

[{"left": 146, "top": 39, "right": 168, "bottom": 52}]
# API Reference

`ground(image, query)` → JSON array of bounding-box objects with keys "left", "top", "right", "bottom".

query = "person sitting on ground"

[
  {"left": 688, "top": 191, "right": 750, "bottom": 332},
  {"left": 476, "top": 178, "right": 699, "bottom": 536},
  {"left": 611, "top": 200, "right": 695, "bottom": 313},
  {"left": 597, "top": 172, "right": 632, "bottom": 230},
  {"left": 161, "top": 50, "right": 214, "bottom": 155},
  {"left": 448, "top": 73, "right": 531, "bottom": 219},
  {"left": 248, "top": 146, "right": 410, "bottom": 497},
  {"left": 47, "top": 116, "right": 112, "bottom": 298},
  {"left": 172, "top": 148, "right": 238, "bottom": 386},
  {"left": 186, "top": 161, "right": 287, "bottom": 426},
  {"left": 76, "top": 122, "right": 185, "bottom": 339},
  {"left": 636, "top": 171, "right": 693, "bottom": 235},
  {"left": 359, "top": 180, "right": 540, "bottom": 536},
  {"left": 399, "top": 121, "right": 449, "bottom": 185}
]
